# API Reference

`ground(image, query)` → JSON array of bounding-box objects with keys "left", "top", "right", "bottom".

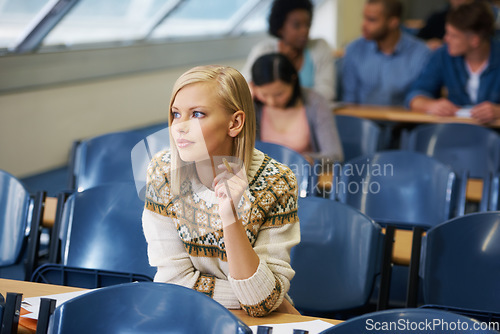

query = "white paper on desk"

[
  {"left": 456, "top": 108, "right": 472, "bottom": 118},
  {"left": 21, "top": 290, "right": 91, "bottom": 319},
  {"left": 250, "top": 320, "right": 334, "bottom": 334}
]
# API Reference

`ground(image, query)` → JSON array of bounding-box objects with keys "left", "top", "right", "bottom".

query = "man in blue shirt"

[
  {"left": 341, "top": 0, "right": 430, "bottom": 106},
  {"left": 407, "top": 2, "right": 500, "bottom": 123}
]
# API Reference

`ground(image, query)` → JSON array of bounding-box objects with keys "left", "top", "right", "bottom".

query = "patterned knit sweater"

[{"left": 142, "top": 148, "right": 300, "bottom": 317}]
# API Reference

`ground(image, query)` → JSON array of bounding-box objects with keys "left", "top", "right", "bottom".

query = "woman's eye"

[
  {"left": 172, "top": 111, "right": 181, "bottom": 119},
  {"left": 193, "top": 111, "right": 205, "bottom": 118}
]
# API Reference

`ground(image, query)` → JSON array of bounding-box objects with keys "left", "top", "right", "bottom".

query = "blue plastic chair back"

[
  {"left": 337, "top": 150, "right": 461, "bottom": 229},
  {"left": 59, "top": 182, "right": 155, "bottom": 279},
  {"left": 406, "top": 123, "right": 500, "bottom": 179},
  {"left": 320, "top": 308, "right": 500, "bottom": 333},
  {"left": 488, "top": 174, "right": 500, "bottom": 210},
  {"left": 0, "top": 170, "right": 32, "bottom": 268},
  {"left": 289, "top": 197, "right": 384, "bottom": 313},
  {"left": 131, "top": 127, "right": 170, "bottom": 201},
  {"left": 47, "top": 282, "right": 252, "bottom": 334},
  {"left": 422, "top": 212, "right": 500, "bottom": 313},
  {"left": 255, "top": 141, "right": 311, "bottom": 197},
  {"left": 73, "top": 130, "right": 151, "bottom": 191},
  {"left": 336, "top": 115, "right": 381, "bottom": 162}
]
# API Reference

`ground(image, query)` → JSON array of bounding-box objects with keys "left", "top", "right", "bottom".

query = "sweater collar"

[{"left": 247, "top": 148, "right": 266, "bottom": 183}]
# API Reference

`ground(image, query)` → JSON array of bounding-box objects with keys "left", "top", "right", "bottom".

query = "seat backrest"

[
  {"left": 47, "top": 282, "right": 252, "bottom": 334},
  {"left": 289, "top": 197, "right": 384, "bottom": 313},
  {"left": 58, "top": 182, "right": 155, "bottom": 279},
  {"left": 337, "top": 150, "right": 462, "bottom": 229},
  {"left": 255, "top": 141, "right": 311, "bottom": 197},
  {"left": 73, "top": 130, "right": 149, "bottom": 191},
  {"left": 322, "top": 308, "right": 500, "bottom": 333},
  {"left": 335, "top": 115, "right": 381, "bottom": 162},
  {"left": 422, "top": 211, "right": 500, "bottom": 313},
  {"left": 131, "top": 127, "right": 170, "bottom": 201},
  {"left": 406, "top": 123, "right": 500, "bottom": 179},
  {"left": 0, "top": 170, "right": 32, "bottom": 267},
  {"left": 488, "top": 173, "right": 500, "bottom": 210}
]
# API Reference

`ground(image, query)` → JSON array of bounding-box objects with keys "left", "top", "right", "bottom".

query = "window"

[
  {"left": 0, "top": 0, "right": 278, "bottom": 53},
  {"left": 0, "top": 0, "right": 52, "bottom": 49}
]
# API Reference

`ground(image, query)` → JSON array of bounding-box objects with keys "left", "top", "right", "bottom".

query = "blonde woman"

[{"left": 142, "top": 65, "right": 300, "bottom": 317}]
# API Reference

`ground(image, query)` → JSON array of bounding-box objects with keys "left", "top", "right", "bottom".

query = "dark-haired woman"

[
  {"left": 241, "top": 0, "right": 336, "bottom": 103},
  {"left": 251, "top": 53, "right": 343, "bottom": 164}
]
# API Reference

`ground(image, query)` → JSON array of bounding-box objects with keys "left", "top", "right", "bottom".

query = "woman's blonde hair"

[{"left": 168, "top": 65, "right": 256, "bottom": 194}]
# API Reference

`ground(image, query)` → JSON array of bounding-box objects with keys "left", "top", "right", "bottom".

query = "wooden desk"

[
  {"left": 0, "top": 279, "right": 341, "bottom": 333},
  {"left": 42, "top": 197, "right": 57, "bottom": 228},
  {"left": 335, "top": 105, "right": 500, "bottom": 128}
]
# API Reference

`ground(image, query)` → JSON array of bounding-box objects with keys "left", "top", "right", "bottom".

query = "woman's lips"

[{"left": 176, "top": 139, "right": 194, "bottom": 148}]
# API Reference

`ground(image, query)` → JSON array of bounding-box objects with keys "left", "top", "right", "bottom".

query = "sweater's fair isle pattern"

[{"left": 144, "top": 150, "right": 298, "bottom": 315}]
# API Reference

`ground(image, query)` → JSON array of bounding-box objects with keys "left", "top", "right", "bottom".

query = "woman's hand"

[
  {"left": 213, "top": 161, "right": 248, "bottom": 227},
  {"left": 471, "top": 102, "right": 500, "bottom": 123},
  {"left": 426, "top": 98, "right": 459, "bottom": 116}
]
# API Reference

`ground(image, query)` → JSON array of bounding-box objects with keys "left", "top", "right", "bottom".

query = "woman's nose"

[{"left": 174, "top": 121, "right": 189, "bottom": 134}]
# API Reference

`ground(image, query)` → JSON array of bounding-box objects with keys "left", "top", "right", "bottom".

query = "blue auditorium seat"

[
  {"left": 335, "top": 150, "right": 466, "bottom": 309},
  {"left": 289, "top": 197, "right": 384, "bottom": 316},
  {"left": 336, "top": 115, "right": 381, "bottom": 162},
  {"left": 0, "top": 169, "right": 44, "bottom": 280},
  {"left": 32, "top": 182, "right": 155, "bottom": 288},
  {"left": 403, "top": 123, "right": 500, "bottom": 211},
  {"left": 45, "top": 282, "right": 252, "bottom": 334},
  {"left": 420, "top": 211, "right": 500, "bottom": 315},
  {"left": 336, "top": 150, "right": 464, "bottom": 228},
  {"left": 70, "top": 125, "right": 169, "bottom": 192}
]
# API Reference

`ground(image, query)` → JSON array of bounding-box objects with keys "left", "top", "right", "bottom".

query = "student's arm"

[
  {"left": 215, "top": 164, "right": 300, "bottom": 317},
  {"left": 410, "top": 96, "right": 459, "bottom": 116},
  {"left": 214, "top": 163, "right": 260, "bottom": 280},
  {"left": 406, "top": 47, "right": 458, "bottom": 115}
]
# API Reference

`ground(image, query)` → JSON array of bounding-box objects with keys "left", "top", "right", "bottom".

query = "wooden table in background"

[{"left": 335, "top": 105, "right": 500, "bottom": 128}]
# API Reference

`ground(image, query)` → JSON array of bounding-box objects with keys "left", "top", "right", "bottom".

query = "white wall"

[{"left": 0, "top": 59, "right": 245, "bottom": 178}]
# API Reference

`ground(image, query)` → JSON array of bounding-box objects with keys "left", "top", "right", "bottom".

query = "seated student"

[
  {"left": 417, "top": 0, "right": 474, "bottom": 50},
  {"left": 407, "top": 1, "right": 500, "bottom": 123},
  {"left": 341, "top": 0, "right": 431, "bottom": 106},
  {"left": 142, "top": 64, "right": 300, "bottom": 317},
  {"left": 241, "top": 0, "right": 335, "bottom": 103},
  {"left": 250, "top": 53, "right": 344, "bottom": 164}
]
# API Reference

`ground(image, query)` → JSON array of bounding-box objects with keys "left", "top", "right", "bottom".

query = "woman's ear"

[{"left": 228, "top": 110, "right": 245, "bottom": 137}]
